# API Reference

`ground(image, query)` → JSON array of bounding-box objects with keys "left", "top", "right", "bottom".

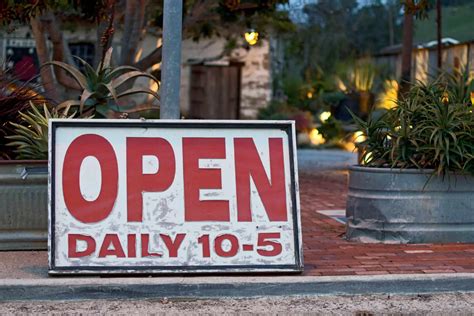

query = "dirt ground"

[{"left": 1, "top": 293, "right": 473, "bottom": 315}]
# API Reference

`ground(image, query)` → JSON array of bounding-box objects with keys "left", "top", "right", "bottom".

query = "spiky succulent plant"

[
  {"left": 6, "top": 103, "right": 74, "bottom": 160},
  {"left": 43, "top": 48, "right": 160, "bottom": 118}
]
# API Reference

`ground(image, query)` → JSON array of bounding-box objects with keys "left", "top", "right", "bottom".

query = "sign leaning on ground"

[{"left": 49, "top": 120, "right": 302, "bottom": 274}]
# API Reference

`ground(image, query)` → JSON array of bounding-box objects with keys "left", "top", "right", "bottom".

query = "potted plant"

[
  {"left": 0, "top": 48, "right": 160, "bottom": 250},
  {"left": 0, "top": 66, "right": 52, "bottom": 250},
  {"left": 347, "top": 74, "right": 474, "bottom": 243},
  {"left": 1, "top": 104, "right": 73, "bottom": 250}
]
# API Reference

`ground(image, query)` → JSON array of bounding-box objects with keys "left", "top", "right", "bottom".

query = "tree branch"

[
  {"left": 134, "top": 45, "right": 162, "bottom": 71},
  {"left": 30, "top": 16, "right": 58, "bottom": 101},
  {"left": 133, "top": 0, "right": 218, "bottom": 71},
  {"left": 126, "top": 0, "right": 147, "bottom": 64},
  {"left": 95, "top": 0, "right": 125, "bottom": 66}
]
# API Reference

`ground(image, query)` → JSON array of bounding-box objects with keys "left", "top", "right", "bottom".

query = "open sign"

[{"left": 49, "top": 120, "right": 302, "bottom": 274}]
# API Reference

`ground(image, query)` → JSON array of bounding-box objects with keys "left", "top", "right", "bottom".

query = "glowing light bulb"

[
  {"left": 244, "top": 31, "right": 259, "bottom": 46},
  {"left": 319, "top": 111, "right": 331, "bottom": 123},
  {"left": 309, "top": 128, "right": 325, "bottom": 145},
  {"left": 353, "top": 131, "right": 366, "bottom": 143}
]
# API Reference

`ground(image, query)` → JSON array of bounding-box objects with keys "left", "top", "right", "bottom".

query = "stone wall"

[{"left": 180, "top": 38, "right": 271, "bottom": 119}]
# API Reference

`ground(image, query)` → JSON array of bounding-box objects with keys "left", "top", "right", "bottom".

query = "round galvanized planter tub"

[
  {"left": 346, "top": 166, "right": 474, "bottom": 244},
  {"left": 0, "top": 161, "right": 48, "bottom": 250}
]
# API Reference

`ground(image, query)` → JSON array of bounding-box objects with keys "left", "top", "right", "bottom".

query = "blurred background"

[{"left": 1, "top": 0, "right": 473, "bottom": 157}]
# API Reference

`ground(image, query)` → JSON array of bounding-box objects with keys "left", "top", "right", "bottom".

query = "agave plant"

[
  {"left": 351, "top": 78, "right": 474, "bottom": 177},
  {"left": 336, "top": 60, "right": 377, "bottom": 94},
  {"left": 43, "top": 48, "right": 160, "bottom": 118},
  {"left": 6, "top": 103, "right": 75, "bottom": 160}
]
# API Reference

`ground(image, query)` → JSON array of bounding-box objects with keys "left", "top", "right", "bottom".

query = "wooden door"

[{"left": 190, "top": 64, "right": 241, "bottom": 119}]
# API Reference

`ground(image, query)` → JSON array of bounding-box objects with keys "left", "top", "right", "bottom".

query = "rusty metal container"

[
  {"left": 0, "top": 161, "right": 48, "bottom": 250},
  {"left": 346, "top": 166, "right": 474, "bottom": 243}
]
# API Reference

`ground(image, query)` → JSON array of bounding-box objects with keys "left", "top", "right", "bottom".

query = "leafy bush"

[
  {"left": 258, "top": 100, "right": 314, "bottom": 133},
  {"left": 352, "top": 78, "right": 474, "bottom": 177},
  {"left": 318, "top": 115, "right": 345, "bottom": 145}
]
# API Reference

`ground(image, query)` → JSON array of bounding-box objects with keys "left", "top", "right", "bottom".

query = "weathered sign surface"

[{"left": 49, "top": 120, "right": 302, "bottom": 274}]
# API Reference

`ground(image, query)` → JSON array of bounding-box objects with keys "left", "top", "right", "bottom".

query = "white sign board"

[{"left": 49, "top": 120, "right": 302, "bottom": 274}]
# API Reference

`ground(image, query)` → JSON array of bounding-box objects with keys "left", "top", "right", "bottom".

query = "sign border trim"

[{"left": 48, "top": 119, "right": 303, "bottom": 275}]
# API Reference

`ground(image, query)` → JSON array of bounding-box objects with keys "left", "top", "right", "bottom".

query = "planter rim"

[
  {"left": 349, "top": 165, "right": 472, "bottom": 177},
  {"left": 0, "top": 160, "right": 47, "bottom": 165}
]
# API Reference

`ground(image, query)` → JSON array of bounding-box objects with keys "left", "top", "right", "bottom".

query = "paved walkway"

[
  {"left": 0, "top": 149, "right": 473, "bottom": 279},
  {"left": 300, "top": 172, "right": 474, "bottom": 276}
]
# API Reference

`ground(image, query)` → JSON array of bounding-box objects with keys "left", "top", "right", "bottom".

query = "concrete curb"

[{"left": 1, "top": 274, "right": 474, "bottom": 301}]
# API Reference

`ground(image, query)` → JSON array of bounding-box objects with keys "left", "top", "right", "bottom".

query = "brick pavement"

[
  {"left": 0, "top": 167, "right": 472, "bottom": 279},
  {"left": 300, "top": 170, "right": 474, "bottom": 276}
]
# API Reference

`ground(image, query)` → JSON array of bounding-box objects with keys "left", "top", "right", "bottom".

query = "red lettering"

[
  {"left": 214, "top": 234, "right": 239, "bottom": 257},
  {"left": 68, "top": 234, "right": 95, "bottom": 258},
  {"left": 127, "top": 138, "right": 176, "bottom": 222},
  {"left": 141, "top": 234, "right": 162, "bottom": 257},
  {"left": 63, "top": 134, "right": 118, "bottom": 223},
  {"left": 234, "top": 138, "right": 287, "bottom": 222},
  {"left": 257, "top": 232, "right": 282, "bottom": 257},
  {"left": 160, "top": 234, "right": 186, "bottom": 257},
  {"left": 183, "top": 138, "right": 229, "bottom": 221},
  {"left": 98, "top": 234, "right": 126, "bottom": 258},
  {"left": 198, "top": 235, "right": 211, "bottom": 257},
  {"left": 127, "top": 234, "right": 136, "bottom": 258}
]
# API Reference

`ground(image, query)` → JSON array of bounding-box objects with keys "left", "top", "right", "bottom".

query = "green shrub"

[{"left": 351, "top": 78, "right": 474, "bottom": 177}]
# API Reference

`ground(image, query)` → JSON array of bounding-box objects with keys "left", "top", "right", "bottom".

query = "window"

[{"left": 69, "top": 43, "right": 95, "bottom": 71}]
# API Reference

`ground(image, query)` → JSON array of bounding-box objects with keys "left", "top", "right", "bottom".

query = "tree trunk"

[
  {"left": 120, "top": 0, "right": 148, "bottom": 65},
  {"left": 436, "top": 0, "right": 442, "bottom": 71},
  {"left": 42, "top": 14, "right": 81, "bottom": 91},
  {"left": 30, "top": 17, "right": 58, "bottom": 101},
  {"left": 400, "top": 9, "right": 413, "bottom": 95}
]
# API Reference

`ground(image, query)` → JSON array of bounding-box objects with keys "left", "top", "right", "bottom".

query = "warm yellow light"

[
  {"left": 342, "top": 131, "right": 366, "bottom": 152},
  {"left": 309, "top": 128, "right": 325, "bottom": 146},
  {"left": 353, "top": 131, "right": 366, "bottom": 143},
  {"left": 342, "top": 141, "right": 356, "bottom": 152},
  {"left": 335, "top": 77, "right": 347, "bottom": 92},
  {"left": 307, "top": 91, "right": 313, "bottom": 99},
  {"left": 470, "top": 92, "right": 474, "bottom": 105},
  {"left": 441, "top": 91, "right": 449, "bottom": 104},
  {"left": 319, "top": 111, "right": 331, "bottom": 123},
  {"left": 377, "top": 80, "right": 398, "bottom": 109},
  {"left": 244, "top": 31, "right": 259, "bottom": 46},
  {"left": 363, "top": 152, "right": 373, "bottom": 165}
]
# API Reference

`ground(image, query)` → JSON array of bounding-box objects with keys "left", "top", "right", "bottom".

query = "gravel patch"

[{"left": 1, "top": 293, "right": 473, "bottom": 315}]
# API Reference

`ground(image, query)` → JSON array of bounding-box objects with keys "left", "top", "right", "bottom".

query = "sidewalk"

[
  {"left": 0, "top": 149, "right": 473, "bottom": 279},
  {"left": 300, "top": 169, "right": 474, "bottom": 276}
]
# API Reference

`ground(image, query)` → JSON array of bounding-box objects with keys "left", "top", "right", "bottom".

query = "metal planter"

[
  {"left": 346, "top": 166, "right": 474, "bottom": 243},
  {"left": 0, "top": 161, "right": 48, "bottom": 250}
]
